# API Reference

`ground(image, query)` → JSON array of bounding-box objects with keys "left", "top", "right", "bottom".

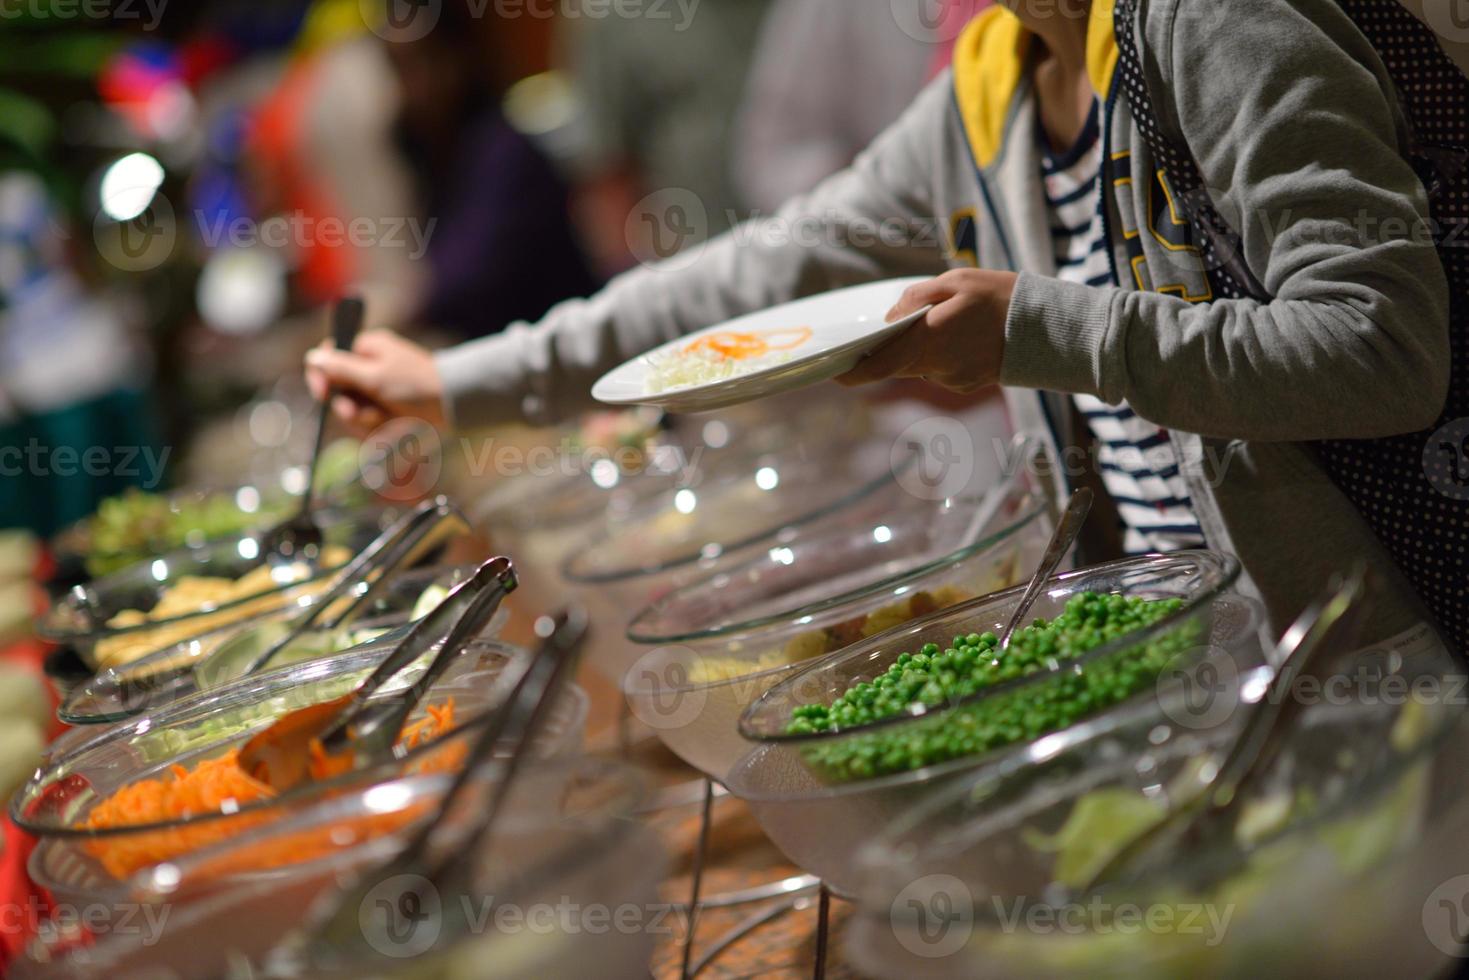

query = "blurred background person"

[
  {"left": 374, "top": 0, "right": 600, "bottom": 340},
  {"left": 0, "top": 0, "right": 997, "bottom": 532},
  {"left": 733, "top": 0, "right": 932, "bottom": 213},
  {"left": 558, "top": 0, "right": 773, "bottom": 276},
  {"left": 249, "top": 0, "right": 599, "bottom": 342},
  {"left": 734, "top": 0, "right": 989, "bottom": 211},
  {"left": 0, "top": 126, "right": 157, "bottom": 536}
]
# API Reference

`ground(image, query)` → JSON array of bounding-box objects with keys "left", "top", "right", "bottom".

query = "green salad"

[
  {"left": 76, "top": 440, "right": 368, "bottom": 577},
  {"left": 81, "top": 489, "right": 288, "bottom": 577},
  {"left": 968, "top": 737, "right": 1433, "bottom": 977}
]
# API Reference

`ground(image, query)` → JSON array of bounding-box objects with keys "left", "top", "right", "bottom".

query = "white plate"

[{"left": 591, "top": 277, "right": 931, "bottom": 413}]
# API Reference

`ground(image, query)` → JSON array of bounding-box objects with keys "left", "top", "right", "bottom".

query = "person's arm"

[
  {"left": 1000, "top": 0, "right": 1450, "bottom": 441},
  {"left": 432, "top": 75, "right": 955, "bottom": 428}
]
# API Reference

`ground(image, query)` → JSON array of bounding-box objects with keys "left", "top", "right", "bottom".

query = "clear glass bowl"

[
  {"left": 621, "top": 469, "right": 1052, "bottom": 780},
  {"left": 562, "top": 434, "right": 914, "bottom": 682},
  {"left": 59, "top": 563, "right": 501, "bottom": 726},
  {"left": 49, "top": 485, "right": 296, "bottom": 582},
  {"left": 16, "top": 756, "right": 664, "bottom": 980},
  {"left": 847, "top": 625, "right": 1467, "bottom": 978},
  {"left": 722, "top": 552, "right": 1265, "bottom": 895},
  {"left": 661, "top": 385, "right": 877, "bottom": 456},
  {"left": 15, "top": 638, "right": 588, "bottom": 899},
  {"left": 474, "top": 388, "right": 880, "bottom": 628},
  {"left": 563, "top": 436, "right": 905, "bottom": 586},
  {"left": 38, "top": 512, "right": 392, "bottom": 665},
  {"left": 473, "top": 442, "right": 689, "bottom": 620}
]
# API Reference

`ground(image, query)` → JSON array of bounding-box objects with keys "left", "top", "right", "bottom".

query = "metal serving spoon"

[
  {"left": 1074, "top": 564, "right": 1369, "bottom": 896},
  {"left": 236, "top": 555, "right": 518, "bottom": 791},
  {"left": 998, "top": 487, "right": 1093, "bottom": 650},
  {"left": 258, "top": 295, "right": 364, "bottom": 578}
]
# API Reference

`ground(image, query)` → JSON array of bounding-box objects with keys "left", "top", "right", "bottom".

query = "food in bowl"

[
  {"left": 77, "top": 489, "right": 291, "bottom": 578},
  {"left": 130, "top": 577, "right": 446, "bottom": 685},
  {"left": 92, "top": 545, "right": 352, "bottom": 669},
  {"left": 686, "top": 585, "right": 973, "bottom": 684},
  {"left": 788, "top": 592, "right": 1194, "bottom": 780},
  {"left": 851, "top": 641, "right": 1460, "bottom": 980},
  {"left": 80, "top": 699, "right": 460, "bottom": 877}
]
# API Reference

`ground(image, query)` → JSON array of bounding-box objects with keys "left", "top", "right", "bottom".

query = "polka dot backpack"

[{"left": 1113, "top": 0, "right": 1469, "bottom": 652}]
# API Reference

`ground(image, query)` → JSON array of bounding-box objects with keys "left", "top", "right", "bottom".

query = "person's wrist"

[
  {"left": 998, "top": 272, "right": 1108, "bottom": 394},
  {"left": 989, "top": 271, "right": 1016, "bottom": 380}
]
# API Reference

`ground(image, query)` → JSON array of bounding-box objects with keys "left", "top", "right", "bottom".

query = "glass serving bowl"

[
  {"left": 16, "top": 637, "right": 589, "bottom": 902},
  {"left": 723, "top": 552, "right": 1266, "bottom": 896},
  {"left": 16, "top": 756, "right": 664, "bottom": 980},
  {"left": 38, "top": 512, "right": 393, "bottom": 668},
  {"left": 562, "top": 434, "right": 914, "bottom": 682},
  {"left": 479, "top": 392, "right": 881, "bottom": 624},
  {"left": 621, "top": 469, "right": 1053, "bottom": 780},
  {"left": 473, "top": 445, "right": 689, "bottom": 620},
  {"left": 58, "top": 563, "right": 501, "bottom": 726},
  {"left": 49, "top": 486, "right": 296, "bottom": 582},
  {"left": 846, "top": 625, "right": 1467, "bottom": 978}
]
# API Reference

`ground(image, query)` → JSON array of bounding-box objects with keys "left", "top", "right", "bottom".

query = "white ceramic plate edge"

[{"left": 591, "top": 279, "right": 931, "bottom": 411}]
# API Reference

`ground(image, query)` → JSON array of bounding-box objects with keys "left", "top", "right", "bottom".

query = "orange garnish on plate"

[{"left": 685, "top": 326, "right": 812, "bottom": 360}]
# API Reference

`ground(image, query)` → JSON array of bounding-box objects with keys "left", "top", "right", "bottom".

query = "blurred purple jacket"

[{"left": 408, "top": 108, "right": 600, "bottom": 340}]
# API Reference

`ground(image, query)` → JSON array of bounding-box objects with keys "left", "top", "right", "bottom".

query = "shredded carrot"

[
  {"left": 685, "top": 326, "right": 812, "bottom": 360},
  {"left": 82, "top": 697, "right": 461, "bottom": 879},
  {"left": 172, "top": 801, "right": 436, "bottom": 882}
]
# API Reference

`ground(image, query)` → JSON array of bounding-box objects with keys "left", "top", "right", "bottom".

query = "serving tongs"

[
  {"left": 1074, "top": 565, "right": 1369, "bottom": 897},
  {"left": 280, "top": 607, "right": 588, "bottom": 974},
  {"left": 236, "top": 555, "right": 520, "bottom": 792},
  {"left": 64, "top": 497, "right": 469, "bottom": 722},
  {"left": 203, "top": 496, "right": 469, "bottom": 687}
]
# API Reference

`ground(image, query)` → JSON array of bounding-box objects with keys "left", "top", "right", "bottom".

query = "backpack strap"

[{"left": 1110, "top": 0, "right": 1267, "bottom": 301}]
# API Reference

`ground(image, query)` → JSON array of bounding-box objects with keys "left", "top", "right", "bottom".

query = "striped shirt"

[{"left": 1039, "top": 102, "right": 1207, "bottom": 554}]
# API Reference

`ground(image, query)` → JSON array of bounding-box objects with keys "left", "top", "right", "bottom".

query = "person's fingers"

[
  {"left": 331, "top": 393, "right": 387, "bottom": 435},
  {"left": 350, "top": 329, "right": 396, "bottom": 355},
  {"left": 835, "top": 322, "right": 928, "bottom": 386},
  {"left": 885, "top": 277, "right": 956, "bottom": 322},
  {"left": 305, "top": 363, "right": 329, "bottom": 403},
  {"left": 305, "top": 347, "right": 381, "bottom": 393},
  {"left": 331, "top": 393, "right": 359, "bottom": 423}
]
